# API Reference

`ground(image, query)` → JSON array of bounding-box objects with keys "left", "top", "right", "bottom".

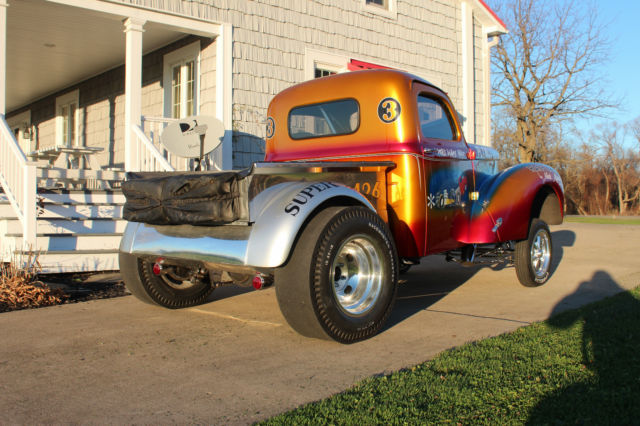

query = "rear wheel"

[
  {"left": 119, "top": 252, "right": 214, "bottom": 308},
  {"left": 275, "top": 206, "right": 398, "bottom": 343},
  {"left": 514, "top": 219, "right": 553, "bottom": 287}
]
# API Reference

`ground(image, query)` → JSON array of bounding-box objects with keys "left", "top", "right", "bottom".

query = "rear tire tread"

[{"left": 276, "top": 206, "right": 398, "bottom": 343}]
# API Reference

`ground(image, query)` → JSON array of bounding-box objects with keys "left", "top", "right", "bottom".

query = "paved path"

[{"left": 1, "top": 222, "right": 638, "bottom": 424}]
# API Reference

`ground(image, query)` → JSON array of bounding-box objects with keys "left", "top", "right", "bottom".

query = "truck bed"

[{"left": 122, "top": 161, "right": 394, "bottom": 226}]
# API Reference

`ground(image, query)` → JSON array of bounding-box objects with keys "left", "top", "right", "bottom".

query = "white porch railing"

[
  {"left": 0, "top": 116, "right": 36, "bottom": 248},
  {"left": 140, "top": 116, "right": 190, "bottom": 171},
  {"left": 132, "top": 122, "right": 174, "bottom": 172}
]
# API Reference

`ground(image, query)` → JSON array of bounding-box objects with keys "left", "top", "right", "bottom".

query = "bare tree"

[
  {"left": 631, "top": 116, "right": 640, "bottom": 144},
  {"left": 592, "top": 123, "right": 640, "bottom": 214},
  {"left": 490, "top": 0, "right": 618, "bottom": 163},
  {"left": 558, "top": 140, "right": 598, "bottom": 215}
]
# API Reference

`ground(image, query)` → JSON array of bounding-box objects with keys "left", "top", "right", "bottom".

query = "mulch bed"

[
  {"left": 0, "top": 272, "right": 130, "bottom": 313},
  {"left": 42, "top": 272, "right": 130, "bottom": 303}
]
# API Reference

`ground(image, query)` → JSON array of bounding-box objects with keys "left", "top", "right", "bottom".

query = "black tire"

[
  {"left": 514, "top": 219, "right": 553, "bottom": 287},
  {"left": 119, "top": 252, "right": 214, "bottom": 308},
  {"left": 275, "top": 206, "right": 398, "bottom": 343}
]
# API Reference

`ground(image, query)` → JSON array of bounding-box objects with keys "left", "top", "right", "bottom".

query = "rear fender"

[
  {"left": 453, "top": 163, "right": 564, "bottom": 244},
  {"left": 246, "top": 181, "right": 375, "bottom": 267}
]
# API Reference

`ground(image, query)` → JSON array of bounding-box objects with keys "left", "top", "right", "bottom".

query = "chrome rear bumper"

[{"left": 120, "top": 222, "right": 251, "bottom": 269}]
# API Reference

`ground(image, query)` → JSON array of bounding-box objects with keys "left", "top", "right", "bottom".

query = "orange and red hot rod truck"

[{"left": 119, "top": 70, "right": 564, "bottom": 343}]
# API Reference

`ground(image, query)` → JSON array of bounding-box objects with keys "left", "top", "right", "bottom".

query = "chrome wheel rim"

[
  {"left": 331, "top": 235, "right": 383, "bottom": 316},
  {"left": 530, "top": 229, "right": 551, "bottom": 280}
]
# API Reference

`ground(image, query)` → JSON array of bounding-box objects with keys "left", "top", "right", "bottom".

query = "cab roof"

[{"left": 270, "top": 69, "right": 440, "bottom": 108}]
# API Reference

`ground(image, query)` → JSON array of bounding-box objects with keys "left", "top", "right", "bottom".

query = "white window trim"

[
  {"left": 163, "top": 41, "right": 201, "bottom": 118},
  {"left": 360, "top": 0, "right": 398, "bottom": 20},
  {"left": 304, "top": 49, "right": 349, "bottom": 81},
  {"left": 6, "top": 110, "right": 32, "bottom": 153},
  {"left": 55, "top": 90, "right": 79, "bottom": 147}
]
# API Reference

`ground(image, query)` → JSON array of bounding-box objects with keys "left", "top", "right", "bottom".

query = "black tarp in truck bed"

[{"left": 122, "top": 170, "right": 251, "bottom": 226}]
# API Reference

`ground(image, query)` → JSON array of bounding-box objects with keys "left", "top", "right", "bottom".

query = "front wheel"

[
  {"left": 275, "top": 206, "right": 398, "bottom": 343},
  {"left": 119, "top": 252, "right": 214, "bottom": 308},
  {"left": 514, "top": 219, "right": 553, "bottom": 287}
]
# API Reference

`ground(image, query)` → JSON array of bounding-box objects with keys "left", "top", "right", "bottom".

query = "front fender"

[
  {"left": 453, "top": 163, "right": 564, "bottom": 244},
  {"left": 245, "top": 181, "right": 375, "bottom": 267}
]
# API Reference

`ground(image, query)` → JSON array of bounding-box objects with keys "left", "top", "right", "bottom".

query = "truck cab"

[{"left": 264, "top": 70, "right": 563, "bottom": 258}]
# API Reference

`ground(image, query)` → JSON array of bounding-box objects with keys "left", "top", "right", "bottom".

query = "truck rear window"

[{"left": 288, "top": 99, "right": 359, "bottom": 140}]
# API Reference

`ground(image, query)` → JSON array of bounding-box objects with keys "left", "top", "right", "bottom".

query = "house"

[{"left": 0, "top": 0, "right": 506, "bottom": 272}]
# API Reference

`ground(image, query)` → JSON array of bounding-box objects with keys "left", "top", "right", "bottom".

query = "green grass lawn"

[
  {"left": 565, "top": 216, "right": 640, "bottom": 225},
  {"left": 263, "top": 286, "right": 640, "bottom": 425}
]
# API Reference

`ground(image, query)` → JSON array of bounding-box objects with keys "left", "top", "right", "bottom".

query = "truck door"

[{"left": 414, "top": 85, "right": 469, "bottom": 254}]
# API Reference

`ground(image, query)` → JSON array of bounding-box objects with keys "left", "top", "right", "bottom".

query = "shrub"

[{"left": 0, "top": 253, "right": 65, "bottom": 312}]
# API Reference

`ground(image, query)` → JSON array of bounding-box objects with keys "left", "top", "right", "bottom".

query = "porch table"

[
  {"left": 27, "top": 146, "right": 104, "bottom": 170},
  {"left": 28, "top": 146, "right": 107, "bottom": 189}
]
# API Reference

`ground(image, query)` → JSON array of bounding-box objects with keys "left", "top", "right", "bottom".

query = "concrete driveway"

[{"left": 1, "top": 222, "right": 639, "bottom": 424}]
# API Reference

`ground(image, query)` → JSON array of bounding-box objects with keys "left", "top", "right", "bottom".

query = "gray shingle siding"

[
  {"left": 10, "top": 0, "right": 492, "bottom": 169},
  {"left": 112, "top": 0, "right": 483, "bottom": 168}
]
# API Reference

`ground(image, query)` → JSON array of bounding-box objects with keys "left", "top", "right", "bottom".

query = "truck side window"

[
  {"left": 289, "top": 99, "right": 359, "bottom": 140},
  {"left": 417, "top": 95, "right": 456, "bottom": 141}
]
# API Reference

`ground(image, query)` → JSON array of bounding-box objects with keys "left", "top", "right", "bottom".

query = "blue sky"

[
  {"left": 488, "top": 1, "right": 640, "bottom": 145},
  {"left": 597, "top": 1, "right": 640, "bottom": 125}
]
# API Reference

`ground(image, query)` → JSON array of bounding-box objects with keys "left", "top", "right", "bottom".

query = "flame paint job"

[
  {"left": 453, "top": 163, "right": 564, "bottom": 244},
  {"left": 264, "top": 70, "right": 564, "bottom": 257}
]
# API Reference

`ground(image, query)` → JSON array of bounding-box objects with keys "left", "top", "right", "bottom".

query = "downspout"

[
  {"left": 461, "top": 0, "right": 475, "bottom": 144},
  {"left": 483, "top": 33, "right": 499, "bottom": 147}
]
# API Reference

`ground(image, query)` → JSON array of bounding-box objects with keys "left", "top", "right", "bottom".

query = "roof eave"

[{"left": 474, "top": 0, "right": 508, "bottom": 35}]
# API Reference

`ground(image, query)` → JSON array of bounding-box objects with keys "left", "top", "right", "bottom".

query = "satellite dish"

[{"left": 160, "top": 115, "right": 224, "bottom": 158}]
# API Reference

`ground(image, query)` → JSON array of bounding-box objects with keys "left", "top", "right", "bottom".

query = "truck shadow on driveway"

[
  {"left": 196, "top": 229, "right": 577, "bottom": 334},
  {"left": 549, "top": 229, "right": 576, "bottom": 275},
  {"left": 385, "top": 229, "right": 577, "bottom": 331}
]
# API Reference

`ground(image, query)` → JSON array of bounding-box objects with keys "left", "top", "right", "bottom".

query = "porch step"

[
  {"left": 2, "top": 217, "right": 127, "bottom": 234},
  {"left": 1, "top": 184, "right": 127, "bottom": 273},
  {"left": 37, "top": 202, "right": 123, "bottom": 219},
  {"left": 7, "top": 233, "right": 123, "bottom": 251},
  {"left": 37, "top": 167, "right": 126, "bottom": 183},
  {"left": 15, "top": 249, "right": 120, "bottom": 274},
  {"left": 38, "top": 189, "right": 126, "bottom": 204},
  {"left": 0, "top": 197, "right": 15, "bottom": 217}
]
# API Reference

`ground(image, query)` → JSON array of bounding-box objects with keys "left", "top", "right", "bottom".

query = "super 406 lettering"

[{"left": 284, "top": 182, "right": 340, "bottom": 216}]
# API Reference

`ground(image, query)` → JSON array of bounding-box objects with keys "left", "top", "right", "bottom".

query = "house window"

[
  {"left": 304, "top": 49, "right": 348, "bottom": 81},
  {"left": 164, "top": 41, "right": 200, "bottom": 119},
  {"left": 366, "top": 0, "right": 388, "bottom": 8},
  {"left": 55, "top": 90, "right": 79, "bottom": 147},
  {"left": 171, "top": 59, "right": 196, "bottom": 118},
  {"left": 361, "top": 0, "right": 397, "bottom": 19},
  {"left": 314, "top": 68, "right": 337, "bottom": 79},
  {"left": 6, "top": 110, "right": 32, "bottom": 153}
]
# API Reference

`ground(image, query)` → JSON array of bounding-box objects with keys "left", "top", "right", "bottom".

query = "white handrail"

[
  {"left": 0, "top": 116, "right": 36, "bottom": 248},
  {"left": 132, "top": 124, "right": 174, "bottom": 172},
  {"left": 141, "top": 116, "right": 190, "bottom": 171}
]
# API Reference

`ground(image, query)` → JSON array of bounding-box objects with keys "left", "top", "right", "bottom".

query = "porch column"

[
  {"left": 0, "top": 0, "right": 8, "bottom": 115},
  {"left": 216, "top": 23, "right": 233, "bottom": 170},
  {"left": 123, "top": 17, "right": 145, "bottom": 171}
]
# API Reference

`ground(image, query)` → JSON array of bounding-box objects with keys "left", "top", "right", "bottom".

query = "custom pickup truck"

[{"left": 119, "top": 70, "right": 564, "bottom": 343}]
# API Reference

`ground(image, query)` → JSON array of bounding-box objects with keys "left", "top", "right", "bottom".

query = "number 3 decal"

[
  {"left": 377, "top": 97, "right": 401, "bottom": 123},
  {"left": 266, "top": 117, "right": 275, "bottom": 139}
]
